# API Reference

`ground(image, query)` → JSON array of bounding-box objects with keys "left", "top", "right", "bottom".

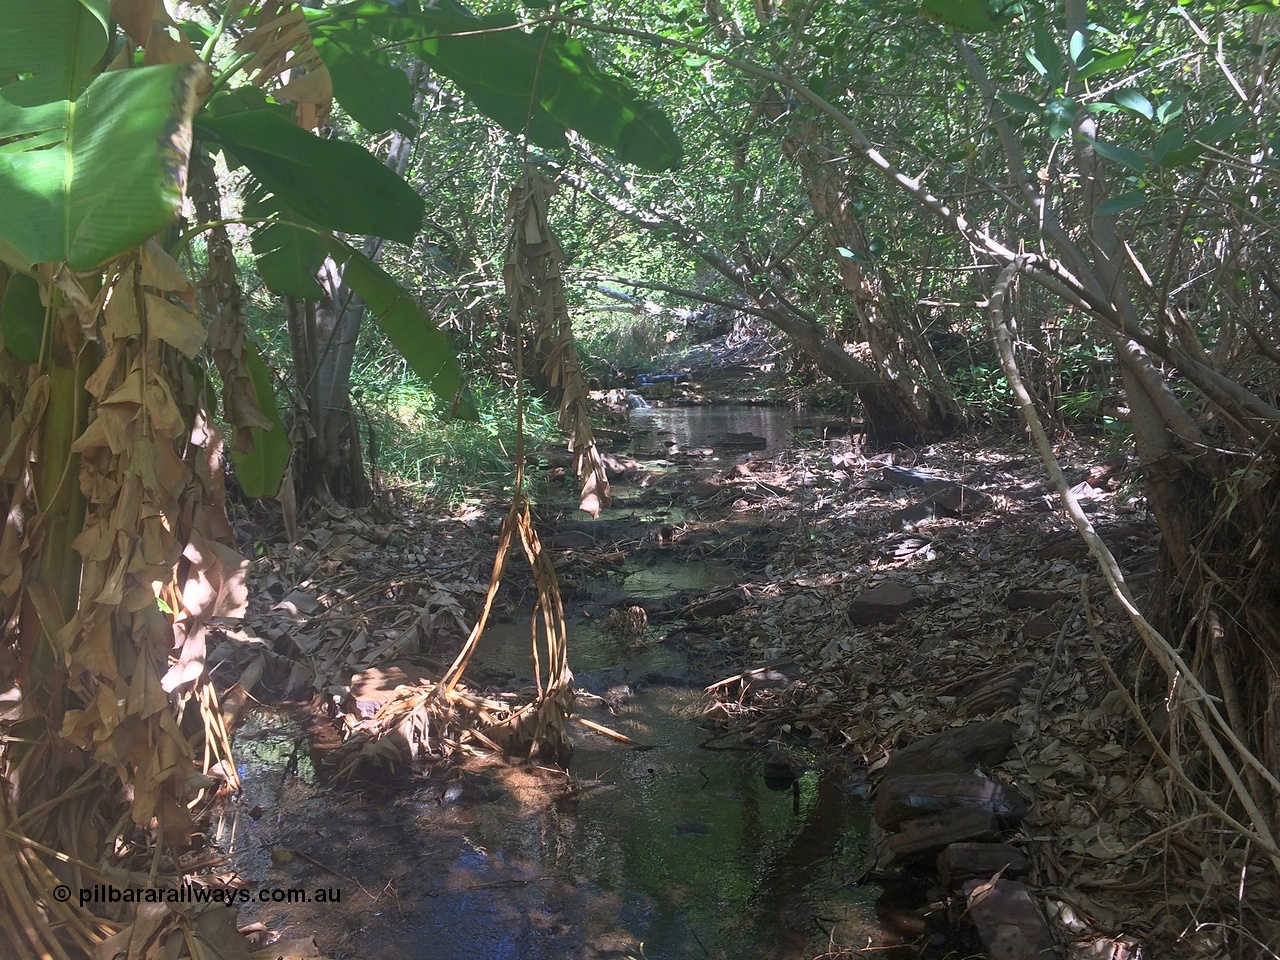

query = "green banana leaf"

[
  {"left": 0, "top": 0, "right": 109, "bottom": 107},
  {"left": 313, "top": 26, "right": 416, "bottom": 134},
  {"left": 239, "top": 185, "right": 472, "bottom": 416},
  {"left": 230, "top": 342, "right": 293, "bottom": 499},
  {"left": 0, "top": 64, "right": 205, "bottom": 271},
  {"left": 196, "top": 107, "right": 425, "bottom": 244},
  {"left": 329, "top": 0, "right": 682, "bottom": 171}
]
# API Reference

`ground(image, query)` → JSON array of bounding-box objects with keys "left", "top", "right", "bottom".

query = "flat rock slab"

[
  {"left": 874, "top": 773, "right": 1028, "bottom": 831},
  {"left": 965, "top": 879, "right": 1059, "bottom": 960},
  {"left": 848, "top": 580, "right": 921, "bottom": 625},
  {"left": 938, "top": 842, "right": 1031, "bottom": 889},
  {"left": 881, "top": 719, "right": 1015, "bottom": 780},
  {"left": 880, "top": 806, "right": 1001, "bottom": 869}
]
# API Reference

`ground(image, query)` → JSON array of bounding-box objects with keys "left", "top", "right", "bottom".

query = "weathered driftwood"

[
  {"left": 937, "top": 842, "right": 1031, "bottom": 889},
  {"left": 874, "top": 773, "right": 1028, "bottom": 831},
  {"left": 880, "top": 719, "right": 1015, "bottom": 780},
  {"left": 964, "top": 878, "right": 1059, "bottom": 960}
]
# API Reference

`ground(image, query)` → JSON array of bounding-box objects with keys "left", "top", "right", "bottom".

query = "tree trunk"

[
  {"left": 763, "top": 99, "right": 964, "bottom": 442},
  {"left": 289, "top": 62, "right": 425, "bottom": 506},
  {"left": 551, "top": 151, "right": 950, "bottom": 444}
]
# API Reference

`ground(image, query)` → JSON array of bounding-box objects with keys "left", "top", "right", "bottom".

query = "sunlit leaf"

[
  {"left": 922, "top": 0, "right": 1024, "bottom": 32},
  {"left": 0, "top": 0, "right": 109, "bottom": 107},
  {"left": 0, "top": 64, "right": 204, "bottom": 271},
  {"left": 1076, "top": 47, "right": 1135, "bottom": 79},
  {"left": 197, "top": 106, "right": 425, "bottom": 243},
  {"left": 1111, "top": 88, "right": 1153, "bottom": 119},
  {"left": 340, "top": 1, "right": 682, "bottom": 170}
]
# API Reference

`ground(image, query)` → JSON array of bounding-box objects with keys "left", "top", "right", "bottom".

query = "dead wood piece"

[
  {"left": 937, "top": 843, "right": 1031, "bottom": 889},
  {"left": 874, "top": 773, "right": 1029, "bottom": 831},
  {"left": 964, "top": 879, "right": 1059, "bottom": 960},
  {"left": 923, "top": 481, "right": 994, "bottom": 516},
  {"left": 892, "top": 503, "right": 941, "bottom": 531},
  {"left": 1004, "top": 589, "right": 1071, "bottom": 611},
  {"left": 880, "top": 806, "right": 1001, "bottom": 868},
  {"left": 881, "top": 719, "right": 1016, "bottom": 780},
  {"left": 847, "top": 580, "right": 920, "bottom": 625},
  {"left": 717, "top": 431, "right": 768, "bottom": 450},
  {"left": 684, "top": 586, "right": 750, "bottom": 620},
  {"left": 574, "top": 715, "right": 649, "bottom": 748},
  {"left": 955, "top": 664, "right": 1038, "bottom": 718}
]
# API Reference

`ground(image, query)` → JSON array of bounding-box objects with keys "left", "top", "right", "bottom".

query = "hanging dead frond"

[
  {"left": 503, "top": 168, "right": 612, "bottom": 518},
  {"left": 110, "top": 0, "right": 204, "bottom": 71},
  {"left": 190, "top": 151, "right": 274, "bottom": 455},
  {"left": 235, "top": 1, "right": 333, "bottom": 130}
]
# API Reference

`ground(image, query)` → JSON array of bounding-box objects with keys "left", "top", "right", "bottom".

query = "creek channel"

[{"left": 223, "top": 405, "right": 934, "bottom": 960}]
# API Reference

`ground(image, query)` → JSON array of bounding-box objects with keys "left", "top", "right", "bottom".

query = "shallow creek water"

[{"left": 223, "top": 405, "right": 927, "bottom": 959}]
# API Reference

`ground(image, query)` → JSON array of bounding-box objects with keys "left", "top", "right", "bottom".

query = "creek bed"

[{"left": 220, "top": 403, "right": 940, "bottom": 959}]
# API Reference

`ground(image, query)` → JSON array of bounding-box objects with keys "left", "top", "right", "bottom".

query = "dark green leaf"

[
  {"left": 1153, "top": 126, "right": 1185, "bottom": 166},
  {"left": 1096, "top": 191, "right": 1146, "bottom": 215},
  {"left": 1045, "top": 96, "right": 1077, "bottom": 139},
  {"left": 229, "top": 343, "right": 291, "bottom": 499},
  {"left": 1032, "top": 19, "right": 1064, "bottom": 84},
  {"left": 1089, "top": 139, "right": 1147, "bottom": 172},
  {"left": 1195, "top": 114, "right": 1249, "bottom": 146},
  {"left": 922, "top": 0, "right": 1024, "bottom": 32},
  {"left": 1076, "top": 47, "right": 1135, "bottom": 79},
  {"left": 0, "top": 271, "right": 44, "bottom": 362},
  {"left": 250, "top": 220, "right": 329, "bottom": 298},
  {"left": 313, "top": 26, "right": 416, "bottom": 134},
  {"left": 196, "top": 108, "right": 424, "bottom": 243},
  {"left": 996, "top": 90, "right": 1040, "bottom": 114},
  {"left": 339, "top": 247, "right": 475, "bottom": 415},
  {"left": 1111, "top": 87, "right": 1153, "bottom": 119}
]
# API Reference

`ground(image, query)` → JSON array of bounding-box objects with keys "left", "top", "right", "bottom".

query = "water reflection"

[{"left": 627, "top": 404, "right": 798, "bottom": 455}]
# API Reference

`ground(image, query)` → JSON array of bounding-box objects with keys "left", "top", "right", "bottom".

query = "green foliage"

[
  {"left": 229, "top": 344, "right": 291, "bottom": 498},
  {"left": 576, "top": 312, "right": 681, "bottom": 376},
  {"left": 357, "top": 374, "right": 558, "bottom": 499},
  {"left": 317, "top": 1, "right": 683, "bottom": 171},
  {"left": 0, "top": 0, "right": 109, "bottom": 107},
  {"left": 197, "top": 104, "right": 426, "bottom": 243},
  {"left": 0, "top": 64, "right": 205, "bottom": 270},
  {"left": 922, "top": 0, "right": 1025, "bottom": 33}
]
